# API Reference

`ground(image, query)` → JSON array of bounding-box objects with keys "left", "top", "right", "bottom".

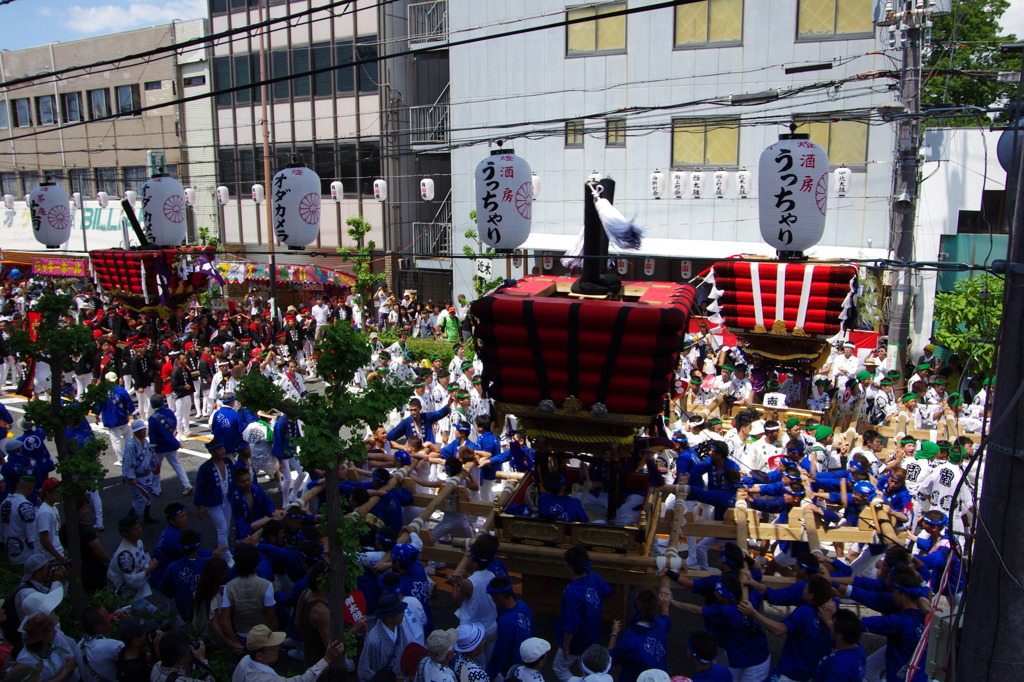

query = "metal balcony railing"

[
  {"left": 408, "top": 0, "right": 448, "bottom": 44},
  {"left": 409, "top": 86, "right": 449, "bottom": 144},
  {"left": 412, "top": 221, "right": 452, "bottom": 262}
]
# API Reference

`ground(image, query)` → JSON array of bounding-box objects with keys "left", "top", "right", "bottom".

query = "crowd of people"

[{"left": 0, "top": 275, "right": 986, "bottom": 682}]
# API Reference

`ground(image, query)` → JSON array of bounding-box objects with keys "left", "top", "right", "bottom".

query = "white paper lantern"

[
  {"left": 834, "top": 166, "right": 852, "bottom": 197},
  {"left": 23, "top": 194, "right": 29, "bottom": 204},
  {"left": 420, "top": 178, "right": 435, "bottom": 201},
  {"left": 2, "top": 195, "right": 12, "bottom": 210},
  {"left": 251, "top": 184, "right": 265, "bottom": 204},
  {"left": 531, "top": 173, "right": 541, "bottom": 200},
  {"left": 542, "top": 256, "right": 553, "bottom": 271},
  {"left": 671, "top": 172, "right": 685, "bottom": 199},
  {"left": 141, "top": 175, "right": 187, "bottom": 247},
  {"left": 271, "top": 165, "right": 322, "bottom": 249},
  {"left": 512, "top": 251, "right": 522, "bottom": 268},
  {"left": 71, "top": 192, "right": 83, "bottom": 209},
  {"left": 644, "top": 258, "right": 655, "bottom": 276},
  {"left": 330, "top": 181, "right": 344, "bottom": 201},
  {"left": 183, "top": 188, "right": 196, "bottom": 207},
  {"left": 124, "top": 190, "right": 138, "bottom": 206},
  {"left": 650, "top": 170, "right": 666, "bottom": 199},
  {"left": 475, "top": 150, "right": 533, "bottom": 250},
  {"left": 736, "top": 169, "right": 752, "bottom": 198},
  {"left": 617, "top": 258, "right": 628, "bottom": 275},
  {"left": 28, "top": 183, "right": 72, "bottom": 249},
  {"left": 758, "top": 137, "right": 829, "bottom": 252},
  {"left": 96, "top": 192, "right": 109, "bottom": 208},
  {"left": 690, "top": 171, "right": 705, "bottom": 199},
  {"left": 373, "top": 179, "right": 387, "bottom": 202},
  {"left": 216, "top": 186, "right": 230, "bottom": 205},
  {"left": 713, "top": 170, "right": 729, "bottom": 198}
]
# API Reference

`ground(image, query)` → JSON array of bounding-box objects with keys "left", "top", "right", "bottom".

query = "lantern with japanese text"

[
  {"left": 758, "top": 134, "right": 829, "bottom": 253},
  {"left": 72, "top": 192, "right": 83, "bottom": 209},
  {"left": 184, "top": 188, "right": 196, "bottom": 206},
  {"left": 251, "top": 184, "right": 265, "bottom": 204},
  {"left": 373, "top": 179, "right": 387, "bottom": 202},
  {"left": 420, "top": 178, "right": 435, "bottom": 201},
  {"left": 271, "top": 164, "right": 322, "bottom": 249},
  {"left": 531, "top": 173, "right": 541, "bottom": 200},
  {"left": 28, "top": 183, "right": 72, "bottom": 249},
  {"left": 475, "top": 148, "right": 532, "bottom": 250},
  {"left": 736, "top": 169, "right": 751, "bottom": 198},
  {"left": 650, "top": 170, "right": 666, "bottom": 199},
  {"left": 690, "top": 171, "right": 705, "bottom": 199},
  {"left": 542, "top": 256, "right": 553, "bottom": 271},
  {"left": 834, "top": 166, "right": 852, "bottom": 197},
  {"left": 330, "top": 181, "right": 344, "bottom": 201},
  {"left": 617, "top": 258, "right": 628, "bottom": 275},
  {"left": 644, "top": 258, "right": 655, "bottom": 276},
  {"left": 216, "top": 186, "right": 230, "bottom": 205},
  {"left": 713, "top": 170, "right": 728, "bottom": 198},
  {"left": 96, "top": 192, "right": 109, "bottom": 208},
  {"left": 671, "top": 172, "right": 685, "bottom": 199},
  {"left": 125, "top": 190, "right": 138, "bottom": 206},
  {"left": 140, "top": 174, "right": 187, "bottom": 247}
]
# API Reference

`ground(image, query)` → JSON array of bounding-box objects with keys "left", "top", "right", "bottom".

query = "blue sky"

[{"left": 1, "top": 1, "right": 1022, "bottom": 62}]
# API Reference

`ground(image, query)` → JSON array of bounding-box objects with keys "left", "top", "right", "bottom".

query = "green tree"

[
  {"left": 463, "top": 211, "right": 505, "bottom": 299},
  {"left": 932, "top": 273, "right": 1003, "bottom": 374},
  {"left": 236, "top": 323, "right": 410, "bottom": 640},
  {"left": 924, "top": 0, "right": 1020, "bottom": 127},
  {"left": 8, "top": 293, "right": 108, "bottom": 619},
  {"left": 338, "top": 215, "right": 386, "bottom": 309}
]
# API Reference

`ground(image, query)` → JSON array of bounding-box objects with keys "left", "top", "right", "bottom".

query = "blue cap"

[{"left": 852, "top": 481, "right": 876, "bottom": 497}]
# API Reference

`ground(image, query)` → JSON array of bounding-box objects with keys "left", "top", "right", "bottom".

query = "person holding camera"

[
  {"left": 150, "top": 631, "right": 214, "bottom": 682},
  {"left": 115, "top": 617, "right": 160, "bottom": 682}
]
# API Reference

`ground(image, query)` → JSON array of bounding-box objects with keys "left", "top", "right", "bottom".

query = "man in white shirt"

[
  {"left": 1, "top": 475, "right": 37, "bottom": 565},
  {"left": 76, "top": 604, "right": 125, "bottom": 682},
  {"left": 108, "top": 515, "right": 157, "bottom": 611},
  {"left": 35, "top": 478, "right": 64, "bottom": 562},
  {"left": 828, "top": 342, "right": 860, "bottom": 387},
  {"left": 232, "top": 625, "right": 343, "bottom": 682}
]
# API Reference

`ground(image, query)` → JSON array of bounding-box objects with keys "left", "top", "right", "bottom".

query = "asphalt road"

[{"left": 0, "top": 386, "right": 888, "bottom": 680}]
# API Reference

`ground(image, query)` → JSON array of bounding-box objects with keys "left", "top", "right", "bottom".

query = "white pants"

[
  {"left": 432, "top": 513, "right": 474, "bottom": 543},
  {"left": 192, "top": 380, "right": 204, "bottom": 416},
  {"left": 730, "top": 656, "right": 770, "bottom": 682},
  {"left": 278, "top": 458, "right": 307, "bottom": 505},
  {"left": 203, "top": 500, "right": 232, "bottom": 547},
  {"left": 106, "top": 423, "right": 132, "bottom": 465},
  {"left": 696, "top": 536, "right": 727, "bottom": 571},
  {"left": 173, "top": 396, "right": 192, "bottom": 435},
  {"left": 136, "top": 386, "right": 154, "bottom": 420},
  {"left": 864, "top": 645, "right": 887, "bottom": 681},
  {"left": 90, "top": 490, "right": 104, "bottom": 528},
  {"left": 850, "top": 544, "right": 882, "bottom": 578},
  {"left": 552, "top": 648, "right": 579, "bottom": 682},
  {"left": 1, "top": 356, "right": 22, "bottom": 386},
  {"left": 75, "top": 373, "right": 93, "bottom": 399},
  {"left": 154, "top": 450, "right": 191, "bottom": 493}
]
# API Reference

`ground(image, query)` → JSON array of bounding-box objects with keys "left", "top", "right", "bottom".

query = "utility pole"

[
  {"left": 956, "top": 42, "right": 1024, "bottom": 682},
  {"left": 879, "top": 1, "right": 929, "bottom": 375}
]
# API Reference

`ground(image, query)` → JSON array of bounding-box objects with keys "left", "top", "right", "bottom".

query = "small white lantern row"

[
  {"left": 420, "top": 178, "right": 435, "bottom": 201},
  {"left": 2, "top": 195, "right": 13, "bottom": 210},
  {"left": 542, "top": 256, "right": 553, "bottom": 271},
  {"left": 650, "top": 170, "right": 666, "bottom": 199},
  {"left": 251, "top": 184, "right": 265, "bottom": 204},
  {"left": 713, "top": 170, "right": 728, "bottom": 198},
  {"left": 671, "top": 172, "right": 685, "bottom": 199},
  {"left": 736, "top": 169, "right": 752, "bottom": 198},
  {"left": 617, "top": 258, "right": 628, "bottom": 275},
  {"left": 124, "top": 190, "right": 138, "bottom": 206},
  {"left": 271, "top": 163, "right": 322, "bottom": 249},
  {"left": 330, "top": 181, "right": 344, "bottom": 201},
  {"left": 216, "top": 186, "right": 230, "bottom": 205},
  {"left": 29, "top": 183, "right": 72, "bottom": 249},
  {"left": 97, "top": 192, "right": 110, "bottom": 208},
  {"left": 71, "top": 192, "right": 84, "bottom": 210},
  {"left": 183, "top": 188, "right": 196, "bottom": 207},
  {"left": 834, "top": 166, "right": 852, "bottom": 197},
  {"left": 23, "top": 194, "right": 30, "bottom": 204},
  {"left": 512, "top": 251, "right": 522, "bottom": 268},
  {"left": 690, "top": 171, "right": 705, "bottom": 199},
  {"left": 373, "top": 179, "right": 387, "bottom": 202},
  {"left": 474, "top": 147, "right": 533, "bottom": 250},
  {"left": 643, "top": 258, "right": 655, "bottom": 276},
  {"left": 141, "top": 175, "right": 187, "bottom": 247},
  {"left": 531, "top": 173, "right": 541, "bottom": 200},
  {"left": 758, "top": 133, "right": 829, "bottom": 252}
]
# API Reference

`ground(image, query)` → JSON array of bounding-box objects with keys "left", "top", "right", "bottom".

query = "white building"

[{"left": 447, "top": 0, "right": 897, "bottom": 295}]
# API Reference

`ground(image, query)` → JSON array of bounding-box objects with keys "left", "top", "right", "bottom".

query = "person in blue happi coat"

[
  {"left": 486, "top": 575, "right": 534, "bottom": 680},
  {"left": 609, "top": 587, "right": 671, "bottom": 682},
  {"left": 552, "top": 546, "right": 610, "bottom": 680},
  {"left": 815, "top": 608, "right": 867, "bottom": 682}
]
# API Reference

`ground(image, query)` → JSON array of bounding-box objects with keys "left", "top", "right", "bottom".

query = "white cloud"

[
  {"left": 1001, "top": 3, "right": 1024, "bottom": 39},
  {"left": 58, "top": 0, "right": 206, "bottom": 35}
]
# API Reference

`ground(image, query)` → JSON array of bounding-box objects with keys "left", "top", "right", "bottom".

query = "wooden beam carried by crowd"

[
  {"left": 353, "top": 465, "right": 413, "bottom": 517},
  {"left": 454, "top": 482, "right": 518, "bottom": 574},
  {"left": 398, "top": 462, "right": 477, "bottom": 547}
]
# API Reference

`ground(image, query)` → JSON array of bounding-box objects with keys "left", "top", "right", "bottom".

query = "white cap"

[
  {"left": 519, "top": 637, "right": 551, "bottom": 663},
  {"left": 750, "top": 419, "right": 766, "bottom": 437},
  {"left": 130, "top": 419, "right": 147, "bottom": 433}
]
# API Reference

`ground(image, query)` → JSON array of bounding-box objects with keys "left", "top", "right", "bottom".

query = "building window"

[
  {"left": 183, "top": 75, "right": 206, "bottom": 87},
  {"left": 69, "top": 168, "right": 94, "bottom": 196},
  {"left": 11, "top": 99, "right": 32, "bottom": 128},
  {"left": 19, "top": 171, "right": 40, "bottom": 195},
  {"left": 606, "top": 118, "right": 626, "bottom": 146},
  {"left": 671, "top": 118, "right": 740, "bottom": 167},
  {"left": 36, "top": 96, "right": 57, "bottom": 126},
  {"left": 88, "top": 88, "right": 110, "bottom": 120},
  {"left": 797, "top": 0, "right": 873, "bottom": 39},
  {"left": 116, "top": 85, "right": 141, "bottom": 116},
  {"left": 123, "top": 166, "right": 147, "bottom": 192},
  {"left": 675, "top": 0, "right": 742, "bottom": 47},
  {"left": 214, "top": 57, "right": 232, "bottom": 107},
  {"left": 292, "top": 47, "right": 311, "bottom": 99},
  {"left": 210, "top": 0, "right": 227, "bottom": 14},
  {"left": 233, "top": 55, "right": 252, "bottom": 104},
  {"left": 312, "top": 44, "right": 333, "bottom": 98},
  {"left": 565, "top": 120, "right": 585, "bottom": 147},
  {"left": 0, "top": 105, "right": 7, "bottom": 130},
  {"left": 567, "top": 2, "right": 626, "bottom": 55},
  {"left": 357, "top": 37, "right": 379, "bottom": 93},
  {"left": 144, "top": 81, "right": 162, "bottom": 91},
  {"left": 61, "top": 93, "right": 83, "bottom": 123},
  {"left": 795, "top": 118, "right": 869, "bottom": 167},
  {"left": 0, "top": 173, "right": 16, "bottom": 195},
  {"left": 95, "top": 167, "right": 117, "bottom": 194}
]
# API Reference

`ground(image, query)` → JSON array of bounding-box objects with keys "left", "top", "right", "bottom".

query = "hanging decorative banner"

[
  {"left": 758, "top": 135, "right": 829, "bottom": 252},
  {"left": 475, "top": 148, "right": 533, "bottom": 250},
  {"left": 28, "top": 183, "right": 72, "bottom": 249},
  {"left": 644, "top": 258, "right": 655, "bottom": 276},
  {"left": 33, "top": 257, "right": 88, "bottom": 278},
  {"left": 475, "top": 258, "right": 494, "bottom": 280},
  {"left": 271, "top": 165, "right": 322, "bottom": 249},
  {"left": 141, "top": 175, "right": 187, "bottom": 247}
]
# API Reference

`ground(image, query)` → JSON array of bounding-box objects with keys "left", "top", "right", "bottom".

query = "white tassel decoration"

[
  {"left": 594, "top": 197, "right": 643, "bottom": 249},
  {"left": 560, "top": 227, "right": 586, "bottom": 270}
]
